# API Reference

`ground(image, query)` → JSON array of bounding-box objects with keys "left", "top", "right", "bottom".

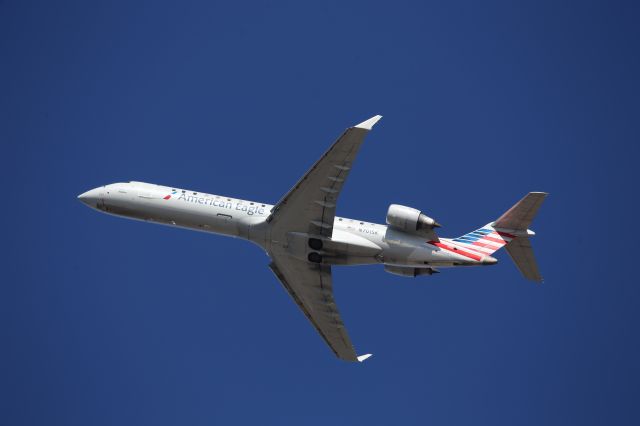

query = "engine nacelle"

[
  {"left": 386, "top": 204, "right": 440, "bottom": 235},
  {"left": 384, "top": 265, "right": 438, "bottom": 277}
]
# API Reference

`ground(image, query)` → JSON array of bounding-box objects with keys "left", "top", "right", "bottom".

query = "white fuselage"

[{"left": 79, "top": 181, "right": 495, "bottom": 270}]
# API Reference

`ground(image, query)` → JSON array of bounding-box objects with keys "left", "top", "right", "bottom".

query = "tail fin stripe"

[
  {"left": 447, "top": 240, "right": 495, "bottom": 255},
  {"left": 448, "top": 230, "right": 513, "bottom": 255},
  {"left": 456, "top": 237, "right": 478, "bottom": 243},
  {"left": 472, "top": 241, "right": 502, "bottom": 249},
  {"left": 455, "top": 241, "right": 501, "bottom": 253},
  {"left": 431, "top": 241, "right": 483, "bottom": 261},
  {"left": 455, "top": 234, "right": 511, "bottom": 245},
  {"left": 468, "top": 246, "right": 496, "bottom": 255},
  {"left": 484, "top": 236, "right": 510, "bottom": 244}
]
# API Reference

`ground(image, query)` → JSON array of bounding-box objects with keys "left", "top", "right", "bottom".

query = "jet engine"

[{"left": 386, "top": 204, "right": 441, "bottom": 235}]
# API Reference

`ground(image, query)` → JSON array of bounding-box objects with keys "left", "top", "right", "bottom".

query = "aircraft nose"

[
  {"left": 481, "top": 255, "right": 498, "bottom": 265},
  {"left": 77, "top": 187, "right": 102, "bottom": 209}
]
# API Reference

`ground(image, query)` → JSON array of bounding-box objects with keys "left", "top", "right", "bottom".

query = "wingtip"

[
  {"left": 354, "top": 115, "right": 382, "bottom": 130},
  {"left": 357, "top": 353, "right": 373, "bottom": 362}
]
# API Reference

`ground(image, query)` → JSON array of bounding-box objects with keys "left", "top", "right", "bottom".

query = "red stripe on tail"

[{"left": 428, "top": 241, "right": 483, "bottom": 261}]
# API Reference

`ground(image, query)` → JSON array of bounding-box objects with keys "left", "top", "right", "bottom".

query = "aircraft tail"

[{"left": 451, "top": 192, "right": 547, "bottom": 282}]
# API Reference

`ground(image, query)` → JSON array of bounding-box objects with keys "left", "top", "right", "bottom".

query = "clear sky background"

[{"left": 2, "top": 1, "right": 639, "bottom": 425}]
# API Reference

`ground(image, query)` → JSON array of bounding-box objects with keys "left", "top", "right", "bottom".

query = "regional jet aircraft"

[{"left": 78, "top": 116, "right": 546, "bottom": 362}]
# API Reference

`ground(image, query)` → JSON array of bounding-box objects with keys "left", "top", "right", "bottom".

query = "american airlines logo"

[{"left": 163, "top": 190, "right": 177, "bottom": 200}]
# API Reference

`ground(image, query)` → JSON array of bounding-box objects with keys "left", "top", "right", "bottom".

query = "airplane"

[{"left": 78, "top": 115, "right": 546, "bottom": 362}]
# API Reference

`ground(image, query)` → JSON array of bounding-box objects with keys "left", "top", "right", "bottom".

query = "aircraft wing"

[
  {"left": 268, "top": 253, "right": 370, "bottom": 362},
  {"left": 264, "top": 116, "right": 380, "bottom": 362},
  {"left": 267, "top": 115, "right": 382, "bottom": 237}
]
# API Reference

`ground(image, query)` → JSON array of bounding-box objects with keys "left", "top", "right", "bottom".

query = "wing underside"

[
  {"left": 265, "top": 116, "right": 381, "bottom": 361},
  {"left": 269, "top": 256, "right": 359, "bottom": 361},
  {"left": 267, "top": 115, "right": 382, "bottom": 237}
]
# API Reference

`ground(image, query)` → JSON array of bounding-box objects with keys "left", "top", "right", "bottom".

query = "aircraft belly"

[
  {"left": 380, "top": 228, "right": 462, "bottom": 267},
  {"left": 330, "top": 228, "right": 382, "bottom": 258}
]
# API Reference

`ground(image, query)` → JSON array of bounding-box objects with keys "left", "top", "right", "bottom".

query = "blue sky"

[{"left": 2, "top": 1, "right": 639, "bottom": 425}]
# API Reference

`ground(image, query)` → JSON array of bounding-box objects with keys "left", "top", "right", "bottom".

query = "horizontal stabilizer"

[
  {"left": 505, "top": 237, "right": 543, "bottom": 282},
  {"left": 494, "top": 192, "right": 547, "bottom": 231}
]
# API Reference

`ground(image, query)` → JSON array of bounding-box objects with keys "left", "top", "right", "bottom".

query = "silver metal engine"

[{"left": 386, "top": 204, "right": 441, "bottom": 235}]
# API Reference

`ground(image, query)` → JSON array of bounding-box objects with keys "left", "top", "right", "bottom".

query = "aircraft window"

[
  {"left": 261, "top": 204, "right": 265, "bottom": 207},
  {"left": 338, "top": 218, "right": 342, "bottom": 221},
  {"left": 360, "top": 222, "right": 364, "bottom": 225},
  {"left": 182, "top": 190, "right": 185, "bottom": 193},
  {"left": 193, "top": 192, "right": 197, "bottom": 195},
  {"left": 250, "top": 202, "right": 254, "bottom": 205},
  {"left": 227, "top": 198, "right": 231, "bottom": 201}
]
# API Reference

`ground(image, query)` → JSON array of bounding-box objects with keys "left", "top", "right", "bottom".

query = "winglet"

[
  {"left": 354, "top": 115, "right": 382, "bottom": 130},
  {"left": 357, "top": 353, "right": 373, "bottom": 362}
]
